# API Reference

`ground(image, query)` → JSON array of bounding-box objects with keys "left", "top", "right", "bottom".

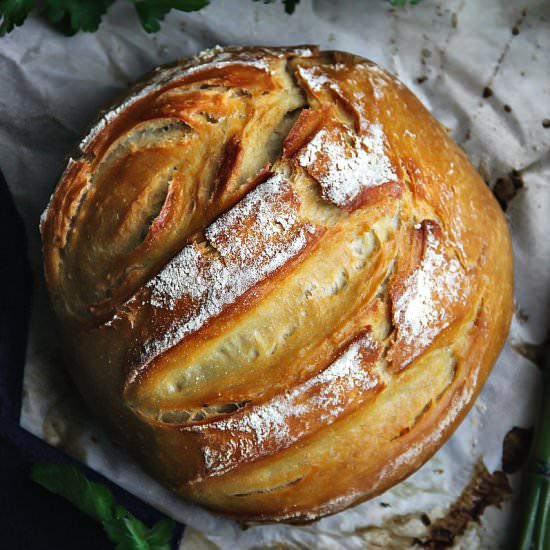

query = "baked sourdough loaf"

[{"left": 41, "top": 46, "right": 513, "bottom": 522}]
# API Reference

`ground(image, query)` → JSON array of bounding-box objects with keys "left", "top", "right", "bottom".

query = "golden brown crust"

[{"left": 41, "top": 45, "right": 513, "bottom": 523}]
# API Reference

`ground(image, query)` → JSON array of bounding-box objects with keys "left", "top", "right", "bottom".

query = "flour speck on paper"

[{"left": 0, "top": 0, "right": 548, "bottom": 548}]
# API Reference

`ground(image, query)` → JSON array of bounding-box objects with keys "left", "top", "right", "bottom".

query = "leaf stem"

[{"left": 516, "top": 352, "right": 550, "bottom": 550}]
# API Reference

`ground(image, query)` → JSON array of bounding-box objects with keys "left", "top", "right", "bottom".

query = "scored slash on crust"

[
  {"left": 129, "top": 173, "right": 319, "bottom": 379},
  {"left": 189, "top": 331, "right": 384, "bottom": 480}
]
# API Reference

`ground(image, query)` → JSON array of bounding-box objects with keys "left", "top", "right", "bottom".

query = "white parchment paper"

[{"left": 1, "top": 1, "right": 549, "bottom": 548}]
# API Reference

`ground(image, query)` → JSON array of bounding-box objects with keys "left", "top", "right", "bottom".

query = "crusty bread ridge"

[{"left": 40, "top": 45, "right": 513, "bottom": 523}]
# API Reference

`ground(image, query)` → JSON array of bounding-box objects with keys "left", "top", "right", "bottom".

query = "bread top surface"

[{"left": 41, "top": 45, "right": 513, "bottom": 522}]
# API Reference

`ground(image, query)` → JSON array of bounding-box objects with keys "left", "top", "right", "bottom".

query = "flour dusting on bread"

[
  {"left": 192, "top": 334, "right": 382, "bottom": 477},
  {"left": 389, "top": 221, "right": 466, "bottom": 369},
  {"left": 136, "top": 173, "right": 316, "bottom": 372},
  {"left": 297, "top": 122, "right": 396, "bottom": 208}
]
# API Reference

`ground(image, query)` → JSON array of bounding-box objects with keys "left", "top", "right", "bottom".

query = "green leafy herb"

[
  {"left": 131, "top": 0, "right": 209, "bottom": 33},
  {"left": 41, "top": 0, "right": 114, "bottom": 35},
  {"left": 104, "top": 509, "right": 174, "bottom": 550},
  {"left": 0, "top": 0, "right": 422, "bottom": 37},
  {"left": 32, "top": 463, "right": 117, "bottom": 522},
  {"left": 31, "top": 464, "right": 175, "bottom": 550},
  {"left": 0, "top": 0, "right": 34, "bottom": 35}
]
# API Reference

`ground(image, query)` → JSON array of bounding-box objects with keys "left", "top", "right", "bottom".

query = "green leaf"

[
  {"left": 132, "top": 2, "right": 170, "bottom": 33},
  {"left": 31, "top": 463, "right": 116, "bottom": 522},
  {"left": 32, "top": 464, "right": 176, "bottom": 550},
  {"left": 41, "top": 0, "right": 114, "bottom": 35},
  {"left": 146, "top": 519, "right": 176, "bottom": 549},
  {"left": 131, "top": 0, "right": 209, "bottom": 33},
  {"left": 0, "top": 0, "right": 422, "bottom": 37},
  {"left": 104, "top": 508, "right": 175, "bottom": 550},
  {"left": 0, "top": 0, "right": 34, "bottom": 36},
  {"left": 104, "top": 515, "right": 151, "bottom": 550}
]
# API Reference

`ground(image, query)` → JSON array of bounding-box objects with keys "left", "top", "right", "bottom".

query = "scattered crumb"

[
  {"left": 380, "top": 502, "right": 391, "bottom": 508},
  {"left": 512, "top": 26, "right": 520, "bottom": 35},
  {"left": 482, "top": 86, "right": 493, "bottom": 98},
  {"left": 420, "top": 514, "right": 432, "bottom": 526},
  {"left": 492, "top": 169, "right": 523, "bottom": 211},
  {"left": 502, "top": 426, "right": 533, "bottom": 474},
  {"left": 416, "top": 76, "right": 428, "bottom": 84},
  {"left": 515, "top": 307, "right": 529, "bottom": 322},
  {"left": 414, "top": 460, "right": 511, "bottom": 549},
  {"left": 542, "top": 118, "right": 550, "bottom": 128},
  {"left": 451, "top": 12, "right": 458, "bottom": 28},
  {"left": 421, "top": 48, "right": 432, "bottom": 58},
  {"left": 503, "top": 104, "right": 512, "bottom": 113}
]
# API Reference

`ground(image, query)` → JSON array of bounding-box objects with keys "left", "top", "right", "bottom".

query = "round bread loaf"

[{"left": 41, "top": 46, "right": 513, "bottom": 523}]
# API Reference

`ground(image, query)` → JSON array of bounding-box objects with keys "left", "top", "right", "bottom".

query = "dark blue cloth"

[{"left": 0, "top": 171, "right": 184, "bottom": 548}]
